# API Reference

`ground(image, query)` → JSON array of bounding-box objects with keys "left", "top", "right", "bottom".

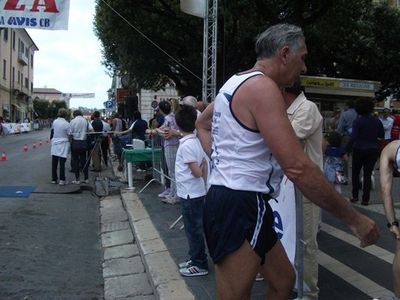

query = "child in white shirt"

[{"left": 175, "top": 104, "right": 209, "bottom": 277}]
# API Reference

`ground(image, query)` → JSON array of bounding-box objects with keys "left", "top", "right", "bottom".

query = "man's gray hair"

[
  {"left": 180, "top": 96, "right": 198, "bottom": 108},
  {"left": 255, "top": 23, "right": 304, "bottom": 59}
]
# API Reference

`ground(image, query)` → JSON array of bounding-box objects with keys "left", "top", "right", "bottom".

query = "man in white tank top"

[
  {"left": 380, "top": 140, "right": 400, "bottom": 299},
  {"left": 196, "top": 23, "right": 379, "bottom": 300}
]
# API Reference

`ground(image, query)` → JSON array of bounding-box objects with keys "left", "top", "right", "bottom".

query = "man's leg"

[
  {"left": 51, "top": 155, "right": 58, "bottom": 181},
  {"left": 351, "top": 149, "right": 362, "bottom": 200},
  {"left": 59, "top": 157, "right": 66, "bottom": 181},
  {"left": 214, "top": 241, "right": 262, "bottom": 300},
  {"left": 301, "top": 199, "right": 320, "bottom": 299},
  {"left": 262, "top": 241, "right": 295, "bottom": 299}
]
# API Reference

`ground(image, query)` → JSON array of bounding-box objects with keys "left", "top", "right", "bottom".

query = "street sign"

[
  {"left": 105, "top": 100, "right": 113, "bottom": 109},
  {"left": 151, "top": 100, "right": 158, "bottom": 109}
]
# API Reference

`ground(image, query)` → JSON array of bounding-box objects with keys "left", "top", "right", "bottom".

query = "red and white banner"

[{"left": 0, "top": 0, "right": 70, "bottom": 30}]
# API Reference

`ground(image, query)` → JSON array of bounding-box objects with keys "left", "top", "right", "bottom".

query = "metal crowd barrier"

[{"left": 137, "top": 134, "right": 176, "bottom": 194}]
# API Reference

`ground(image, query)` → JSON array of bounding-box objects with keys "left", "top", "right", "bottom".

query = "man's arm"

[
  {"left": 238, "top": 76, "right": 378, "bottom": 247},
  {"left": 380, "top": 142, "right": 400, "bottom": 239},
  {"left": 196, "top": 103, "right": 214, "bottom": 157}
]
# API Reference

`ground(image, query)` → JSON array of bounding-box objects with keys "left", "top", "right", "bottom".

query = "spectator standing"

[
  {"left": 50, "top": 108, "right": 70, "bottom": 185},
  {"left": 348, "top": 99, "right": 384, "bottom": 205},
  {"left": 155, "top": 100, "right": 180, "bottom": 204},
  {"left": 336, "top": 101, "right": 357, "bottom": 177},
  {"left": 391, "top": 109, "right": 400, "bottom": 141},
  {"left": 323, "top": 131, "right": 348, "bottom": 194},
  {"left": 181, "top": 96, "right": 201, "bottom": 118},
  {"left": 69, "top": 110, "right": 93, "bottom": 184},
  {"left": 175, "top": 104, "right": 209, "bottom": 277},
  {"left": 89, "top": 111, "right": 104, "bottom": 172},
  {"left": 111, "top": 113, "right": 124, "bottom": 171},
  {"left": 101, "top": 118, "right": 111, "bottom": 167},
  {"left": 284, "top": 82, "right": 323, "bottom": 300},
  {"left": 379, "top": 108, "right": 394, "bottom": 151}
]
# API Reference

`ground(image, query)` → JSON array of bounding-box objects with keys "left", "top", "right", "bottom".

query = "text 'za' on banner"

[{"left": 0, "top": 0, "right": 70, "bottom": 30}]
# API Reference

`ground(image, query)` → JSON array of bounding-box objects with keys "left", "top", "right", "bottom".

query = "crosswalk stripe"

[
  {"left": 321, "top": 222, "right": 394, "bottom": 264},
  {"left": 318, "top": 251, "right": 393, "bottom": 298}
]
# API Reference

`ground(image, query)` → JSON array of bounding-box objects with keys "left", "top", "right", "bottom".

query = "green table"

[
  {"left": 122, "top": 147, "right": 161, "bottom": 162},
  {"left": 122, "top": 147, "right": 162, "bottom": 189}
]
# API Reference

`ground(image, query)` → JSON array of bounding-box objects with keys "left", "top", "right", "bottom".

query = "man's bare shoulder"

[
  {"left": 236, "top": 75, "right": 281, "bottom": 103},
  {"left": 383, "top": 140, "right": 400, "bottom": 159}
]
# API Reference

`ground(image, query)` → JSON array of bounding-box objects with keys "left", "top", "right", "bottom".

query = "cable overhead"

[{"left": 99, "top": 0, "right": 202, "bottom": 81}]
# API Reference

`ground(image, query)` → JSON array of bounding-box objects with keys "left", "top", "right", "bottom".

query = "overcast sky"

[{"left": 27, "top": 1, "right": 111, "bottom": 109}]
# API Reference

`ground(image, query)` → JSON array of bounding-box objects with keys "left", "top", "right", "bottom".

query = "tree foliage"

[
  {"left": 33, "top": 99, "right": 50, "bottom": 119},
  {"left": 94, "top": 0, "right": 400, "bottom": 97},
  {"left": 34, "top": 99, "right": 67, "bottom": 120}
]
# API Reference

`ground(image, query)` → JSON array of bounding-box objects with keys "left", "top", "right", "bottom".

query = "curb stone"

[{"left": 121, "top": 190, "right": 195, "bottom": 300}]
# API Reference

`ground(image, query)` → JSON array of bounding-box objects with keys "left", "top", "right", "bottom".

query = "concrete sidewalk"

[{"left": 99, "top": 162, "right": 195, "bottom": 300}]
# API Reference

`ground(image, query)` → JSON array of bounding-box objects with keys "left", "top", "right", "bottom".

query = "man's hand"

[
  {"left": 390, "top": 225, "right": 400, "bottom": 240},
  {"left": 349, "top": 212, "right": 380, "bottom": 247}
]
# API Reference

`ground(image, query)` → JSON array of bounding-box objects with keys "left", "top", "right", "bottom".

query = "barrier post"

[
  {"left": 139, "top": 134, "right": 164, "bottom": 193},
  {"left": 294, "top": 185, "right": 305, "bottom": 299}
]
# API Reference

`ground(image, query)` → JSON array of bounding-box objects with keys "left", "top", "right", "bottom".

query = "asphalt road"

[{"left": 0, "top": 129, "right": 104, "bottom": 299}]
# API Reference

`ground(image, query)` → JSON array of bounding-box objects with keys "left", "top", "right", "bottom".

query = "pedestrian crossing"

[
  {"left": 320, "top": 222, "right": 394, "bottom": 298},
  {"left": 317, "top": 203, "right": 400, "bottom": 299}
]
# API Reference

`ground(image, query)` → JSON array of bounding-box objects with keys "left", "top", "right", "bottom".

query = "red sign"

[{"left": 116, "top": 89, "right": 133, "bottom": 104}]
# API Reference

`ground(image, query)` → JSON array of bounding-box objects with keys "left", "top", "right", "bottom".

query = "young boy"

[{"left": 174, "top": 104, "right": 209, "bottom": 276}]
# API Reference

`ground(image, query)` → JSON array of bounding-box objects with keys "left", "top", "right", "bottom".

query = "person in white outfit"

[{"left": 50, "top": 108, "right": 71, "bottom": 185}]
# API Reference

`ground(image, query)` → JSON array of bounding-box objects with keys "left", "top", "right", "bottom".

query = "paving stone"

[
  {"left": 144, "top": 251, "right": 181, "bottom": 286},
  {"left": 116, "top": 296, "right": 156, "bottom": 300},
  {"left": 103, "top": 256, "right": 145, "bottom": 278},
  {"left": 101, "top": 221, "right": 130, "bottom": 234},
  {"left": 156, "top": 280, "right": 195, "bottom": 300},
  {"left": 100, "top": 195, "right": 122, "bottom": 209},
  {"left": 102, "top": 228, "right": 134, "bottom": 248},
  {"left": 101, "top": 210, "right": 128, "bottom": 223},
  {"left": 133, "top": 218, "right": 160, "bottom": 242},
  {"left": 140, "top": 238, "right": 167, "bottom": 256},
  {"left": 104, "top": 244, "right": 139, "bottom": 260},
  {"left": 104, "top": 273, "right": 153, "bottom": 300}
]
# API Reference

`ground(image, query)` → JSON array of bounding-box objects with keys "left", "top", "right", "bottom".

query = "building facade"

[{"left": 0, "top": 28, "right": 38, "bottom": 122}]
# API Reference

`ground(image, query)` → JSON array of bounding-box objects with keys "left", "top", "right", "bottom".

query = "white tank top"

[
  {"left": 209, "top": 71, "right": 283, "bottom": 196},
  {"left": 394, "top": 146, "right": 400, "bottom": 172}
]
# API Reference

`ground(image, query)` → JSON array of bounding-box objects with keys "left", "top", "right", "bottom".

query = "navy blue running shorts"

[{"left": 204, "top": 185, "right": 278, "bottom": 265}]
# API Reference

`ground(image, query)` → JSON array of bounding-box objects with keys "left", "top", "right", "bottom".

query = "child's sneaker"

[
  {"left": 71, "top": 180, "right": 80, "bottom": 184},
  {"left": 158, "top": 188, "right": 171, "bottom": 198},
  {"left": 162, "top": 195, "right": 179, "bottom": 205},
  {"left": 179, "top": 265, "right": 208, "bottom": 277},
  {"left": 178, "top": 259, "right": 192, "bottom": 269},
  {"left": 58, "top": 180, "right": 67, "bottom": 186}
]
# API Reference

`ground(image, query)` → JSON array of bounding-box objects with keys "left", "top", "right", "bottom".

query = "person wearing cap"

[{"left": 380, "top": 140, "right": 400, "bottom": 298}]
